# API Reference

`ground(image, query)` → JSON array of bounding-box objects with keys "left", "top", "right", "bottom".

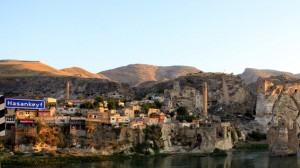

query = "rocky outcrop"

[
  {"left": 255, "top": 76, "right": 300, "bottom": 156},
  {"left": 0, "top": 76, "right": 130, "bottom": 99},
  {"left": 99, "top": 64, "right": 200, "bottom": 86},
  {"left": 139, "top": 72, "right": 255, "bottom": 119},
  {"left": 255, "top": 76, "right": 300, "bottom": 133}
]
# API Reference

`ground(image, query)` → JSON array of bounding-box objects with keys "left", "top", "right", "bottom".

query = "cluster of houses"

[{"left": 2, "top": 97, "right": 170, "bottom": 144}]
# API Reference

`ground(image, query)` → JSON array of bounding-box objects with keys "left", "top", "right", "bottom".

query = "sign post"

[{"left": 0, "top": 95, "right": 5, "bottom": 136}]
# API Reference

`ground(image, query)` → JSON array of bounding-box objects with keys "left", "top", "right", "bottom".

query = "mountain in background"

[
  {"left": 239, "top": 68, "right": 299, "bottom": 84},
  {"left": 0, "top": 60, "right": 109, "bottom": 80},
  {"left": 99, "top": 64, "right": 201, "bottom": 86},
  {"left": 4, "top": 60, "right": 300, "bottom": 87}
]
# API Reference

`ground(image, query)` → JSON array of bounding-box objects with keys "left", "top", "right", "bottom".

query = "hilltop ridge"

[{"left": 99, "top": 64, "right": 201, "bottom": 86}]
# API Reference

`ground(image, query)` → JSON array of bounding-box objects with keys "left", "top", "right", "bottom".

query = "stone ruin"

[{"left": 267, "top": 119, "right": 298, "bottom": 156}]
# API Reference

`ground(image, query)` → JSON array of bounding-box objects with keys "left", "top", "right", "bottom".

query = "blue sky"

[{"left": 1, "top": 1, "right": 300, "bottom": 74}]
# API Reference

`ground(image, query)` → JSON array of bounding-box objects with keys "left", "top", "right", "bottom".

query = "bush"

[
  {"left": 237, "top": 130, "right": 242, "bottom": 137},
  {"left": 177, "top": 107, "right": 187, "bottom": 116},
  {"left": 231, "top": 131, "right": 236, "bottom": 142}
]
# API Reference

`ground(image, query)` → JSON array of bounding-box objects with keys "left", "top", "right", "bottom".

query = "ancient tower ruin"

[
  {"left": 203, "top": 82, "right": 208, "bottom": 118},
  {"left": 66, "top": 81, "right": 70, "bottom": 100},
  {"left": 267, "top": 119, "right": 298, "bottom": 156}
]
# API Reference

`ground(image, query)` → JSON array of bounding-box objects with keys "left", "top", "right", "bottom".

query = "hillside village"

[
  {"left": 1, "top": 60, "right": 300, "bottom": 157},
  {"left": 0, "top": 76, "right": 240, "bottom": 156}
]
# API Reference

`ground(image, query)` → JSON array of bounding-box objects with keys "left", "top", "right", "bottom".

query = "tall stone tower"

[
  {"left": 66, "top": 81, "right": 70, "bottom": 100},
  {"left": 203, "top": 82, "right": 208, "bottom": 118}
]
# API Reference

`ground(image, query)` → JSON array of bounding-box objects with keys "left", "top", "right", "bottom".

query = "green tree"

[
  {"left": 142, "top": 103, "right": 157, "bottom": 113},
  {"left": 94, "top": 96, "right": 105, "bottom": 103},
  {"left": 80, "top": 102, "right": 94, "bottom": 109},
  {"left": 154, "top": 101, "right": 163, "bottom": 109},
  {"left": 157, "top": 89, "right": 164, "bottom": 94},
  {"left": 108, "top": 100, "right": 116, "bottom": 110}
]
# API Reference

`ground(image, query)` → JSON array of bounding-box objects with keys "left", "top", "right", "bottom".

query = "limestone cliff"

[
  {"left": 0, "top": 76, "right": 130, "bottom": 99},
  {"left": 255, "top": 75, "right": 300, "bottom": 134}
]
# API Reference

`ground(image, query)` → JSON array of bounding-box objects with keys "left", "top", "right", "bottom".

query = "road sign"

[{"left": 5, "top": 98, "right": 45, "bottom": 109}]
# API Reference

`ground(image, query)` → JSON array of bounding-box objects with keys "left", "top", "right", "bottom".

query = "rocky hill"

[
  {"left": 0, "top": 60, "right": 70, "bottom": 77},
  {"left": 0, "top": 60, "right": 109, "bottom": 80},
  {"left": 239, "top": 68, "right": 298, "bottom": 84},
  {"left": 99, "top": 64, "right": 201, "bottom": 87}
]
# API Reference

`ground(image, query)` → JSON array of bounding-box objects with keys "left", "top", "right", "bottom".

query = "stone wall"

[
  {"left": 15, "top": 127, "right": 37, "bottom": 144},
  {"left": 160, "top": 123, "right": 232, "bottom": 153}
]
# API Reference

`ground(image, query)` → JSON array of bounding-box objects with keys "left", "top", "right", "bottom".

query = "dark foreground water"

[{"left": 4, "top": 150, "right": 300, "bottom": 168}]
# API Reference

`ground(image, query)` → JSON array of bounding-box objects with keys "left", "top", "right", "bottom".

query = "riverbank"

[
  {"left": 0, "top": 141, "right": 268, "bottom": 166},
  {"left": 0, "top": 149, "right": 232, "bottom": 166},
  {"left": 233, "top": 140, "right": 268, "bottom": 150}
]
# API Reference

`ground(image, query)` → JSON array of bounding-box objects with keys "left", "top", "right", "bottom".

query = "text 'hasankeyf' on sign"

[{"left": 5, "top": 98, "right": 45, "bottom": 109}]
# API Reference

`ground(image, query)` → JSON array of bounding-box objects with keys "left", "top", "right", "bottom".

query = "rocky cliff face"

[
  {"left": 99, "top": 64, "right": 200, "bottom": 87},
  {"left": 138, "top": 72, "right": 255, "bottom": 118},
  {"left": 0, "top": 76, "right": 130, "bottom": 99},
  {"left": 255, "top": 75, "right": 300, "bottom": 134}
]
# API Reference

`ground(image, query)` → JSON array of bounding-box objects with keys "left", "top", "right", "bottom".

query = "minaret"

[
  {"left": 66, "top": 81, "right": 70, "bottom": 100},
  {"left": 203, "top": 82, "right": 208, "bottom": 118}
]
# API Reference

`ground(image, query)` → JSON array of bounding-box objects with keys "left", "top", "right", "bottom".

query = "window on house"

[
  {"left": 19, "top": 112, "right": 23, "bottom": 115},
  {"left": 26, "top": 112, "right": 30, "bottom": 115}
]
